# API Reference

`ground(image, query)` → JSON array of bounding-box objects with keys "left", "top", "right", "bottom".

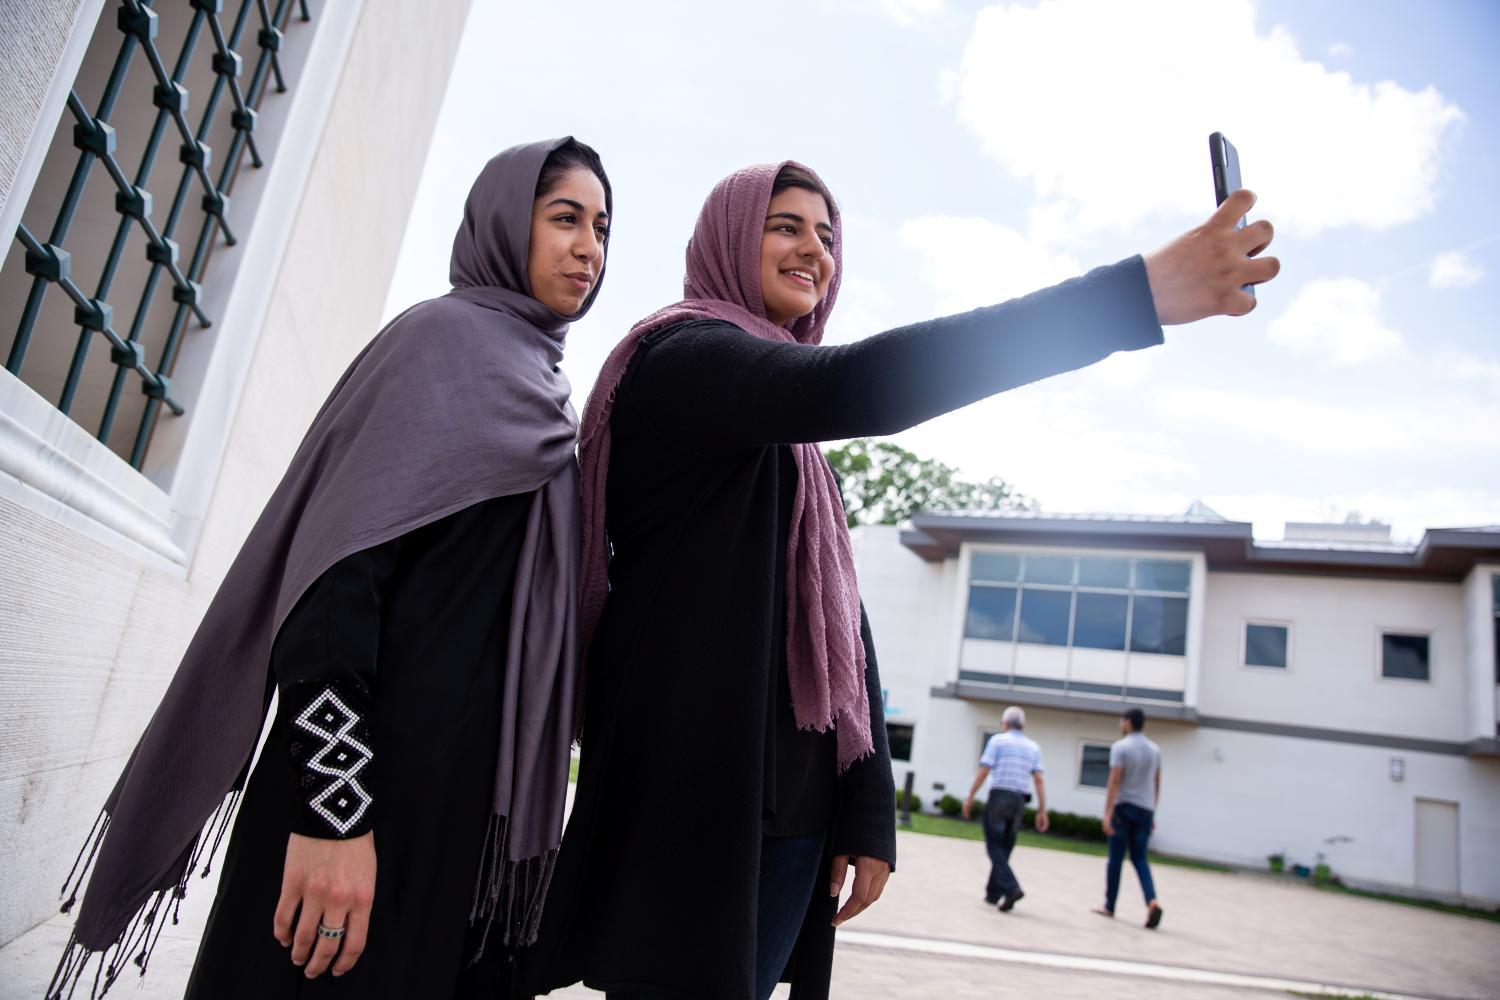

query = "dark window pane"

[
  {"left": 1078, "top": 557, "right": 1131, "bottom": 589},
  {"left": 1492, "top": 573, "right": 1500, "bottom": 610},
  {"left": 965, "top": 585, "right": 1017, "bottom": 641},
  {"left": 971, "top": 552, "right": 1020, "bottom": 582},
  {"left": 1245, "top": 623, "right": 1288, "bottom": 668},
  {"left": 887, "top": 723, "right": 914, "bottom": 761},
  {"left": 1023, "top": 555, "right": 1075, "bottom": 585},
  {"left": 1382, "top": 633, "right": 1430, "bottom": 680},
  {"left": 1079, "top": 744, "right": 1111, "bottom": 788},
  {"left": 1017, "top": 588, "right": 1071, "bottom": 645},
  {"left": 1130, "top": 595, "right": 1188, "bottom": 655},
  {"left": 1074, "top": 592, "right": 1128, "bottom": 650},
  {"left": 1135, "top": 559, "right": 1191, "bottom": 593}
]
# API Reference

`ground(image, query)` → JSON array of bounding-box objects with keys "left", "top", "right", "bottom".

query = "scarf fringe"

[
  {"left": 467, "top": 813, "right": 559, "bottom": 964},
  {"left": 46, "top": 788, "right": 244, "bottom": 999}
]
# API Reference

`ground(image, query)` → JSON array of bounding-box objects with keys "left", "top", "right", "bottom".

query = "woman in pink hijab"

[{"left": 526, "top": 162, "right": 1275, "bottom": 1000}]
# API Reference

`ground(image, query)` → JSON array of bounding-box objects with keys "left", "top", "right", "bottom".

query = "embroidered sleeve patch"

[{"left": 286, "top": 682, "right": 374, "bottom": 838}]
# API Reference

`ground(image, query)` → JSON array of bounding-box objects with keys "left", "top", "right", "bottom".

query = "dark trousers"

[
  {"left": 981, "top": 788, "right": 1026, "bottom": 902},
  {"left": 1105, "top": 801, "right": 1158, "bottom": 911},
  {"left": 606, "top": 832, "right": 823, "bottom": 1000}
]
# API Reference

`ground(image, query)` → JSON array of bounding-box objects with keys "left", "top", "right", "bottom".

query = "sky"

[{"left": 382, "top": 0, "right": 1500, "bottom": 542}]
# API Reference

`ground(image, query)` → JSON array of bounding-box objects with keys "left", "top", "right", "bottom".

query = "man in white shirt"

[
  {"left": 963, "top": 706, "right": 1049, "bottom": 911},
  {"left": 1094, "top": 708, "right": 1164, "bottom": 928}
]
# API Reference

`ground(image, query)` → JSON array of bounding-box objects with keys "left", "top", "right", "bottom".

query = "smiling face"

[
  {"left": 526, "top": 166, "right": 609, "bottom": 317},
  {"left": 759, "top": 185, "right": 836, "bottom": 328}
]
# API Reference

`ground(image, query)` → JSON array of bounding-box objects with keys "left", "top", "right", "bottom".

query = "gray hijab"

[{"left": 50, "top": 137, "right": 605, "bottom": 997}]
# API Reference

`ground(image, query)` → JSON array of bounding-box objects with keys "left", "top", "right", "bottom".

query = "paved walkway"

[{"left": 4, "top": 824, "right": 1496, "bottom": 999}]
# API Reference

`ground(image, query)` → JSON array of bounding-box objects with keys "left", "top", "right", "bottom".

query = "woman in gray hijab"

[{"left": 47, "top": 137, "right": 609, "bottom": 1000}]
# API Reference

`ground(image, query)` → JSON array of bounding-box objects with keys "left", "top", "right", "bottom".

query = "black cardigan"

[{"left": 525, "top": 257, "right": 1163, "bottom": 999}]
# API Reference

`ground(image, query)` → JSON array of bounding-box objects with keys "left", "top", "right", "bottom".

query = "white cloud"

[
  {"left": 897, "top": 215, "right": 1082, "bottom": 314},
  {"left": 1428, "top": 249, "right": 1484, "bottom": 289},
  {"left": 1157, "top": 387, "right": 1499, "bottom": 457},
  {"left": 1266, "top": 278, "right": 1402, "bottom": 366},
  {"left": 879, "top": 0, "right": 944, "bottom": 25},
  {"left": 1327, "top": 41, "right": 1354, "bottom": 58},
  {"left": 948, "top": 0, "right": 1464, "bottom": 240}
]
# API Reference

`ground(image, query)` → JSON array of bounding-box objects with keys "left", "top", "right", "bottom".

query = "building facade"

[
  {"left": 0, "top": 0, "right": 472, "bottom": 947},
  {"left": 855, "top": 510, "right": 1500, "bottom": 905}
]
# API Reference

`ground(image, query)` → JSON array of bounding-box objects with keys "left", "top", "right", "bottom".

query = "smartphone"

[{"left": 1209, "top": 131, "right": 1253, "bottom": 297}]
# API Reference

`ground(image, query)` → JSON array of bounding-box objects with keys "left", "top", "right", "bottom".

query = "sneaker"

[
  {"left": 998, "top": 890, "right": 1025, "bottom": 912},
  {"left": 1145, "top": 903, "right": 1163, "bottom": 929}
]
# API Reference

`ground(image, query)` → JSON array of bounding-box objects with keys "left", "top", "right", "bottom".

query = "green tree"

[{"left": 822, "top": 438, "right": 1037, "bottom": 528}]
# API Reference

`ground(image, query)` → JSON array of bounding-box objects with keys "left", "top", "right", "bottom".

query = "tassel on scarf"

[
  {"left": 45, "top": 787, "right": 244, "bottom": 999},
  {"left": 467, "top": 813, "right": 560, "bottom": 965}
]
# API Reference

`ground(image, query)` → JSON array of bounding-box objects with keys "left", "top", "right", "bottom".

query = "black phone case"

[{"left": 1210, "top": 131, "right": 1254, "bottom": 297}]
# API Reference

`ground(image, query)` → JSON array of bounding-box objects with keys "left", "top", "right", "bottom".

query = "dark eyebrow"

[
  {"left": 546, "top": 198, "right": 609, "bottom": 223},
  {"left": 767, "top": 211, "right": 833, "bottom": 234}
]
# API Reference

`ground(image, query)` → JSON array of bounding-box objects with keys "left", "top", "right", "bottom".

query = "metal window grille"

[{"left": 4, "top": 0, "right": 314, "bottom": 470}]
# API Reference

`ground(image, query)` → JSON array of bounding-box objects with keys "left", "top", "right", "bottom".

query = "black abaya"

[{"left": 185, "top": 493, "right": 534, "bottom": 1000}]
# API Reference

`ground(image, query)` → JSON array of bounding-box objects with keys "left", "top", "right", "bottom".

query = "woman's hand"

[
  {"left": 830, "top": 854, "right": 891, "bottom": 927},
  {"left": 273, "top": 831, "right": 376, "bottom": 978},
  {"left": 1143, "top": 188, "right": 1280, "bottom": 325}
]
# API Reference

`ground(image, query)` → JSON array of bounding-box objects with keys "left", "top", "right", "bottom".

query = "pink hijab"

[{"left": 578, "top": 161, "right": 873, "bottom": 771}]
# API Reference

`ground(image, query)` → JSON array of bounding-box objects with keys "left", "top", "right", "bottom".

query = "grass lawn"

[
  {"left": 900, "top": 812, "right": 1227, "bottom": 873},
  {"left": 902, "top": 812, "right": 1500, "bottom": 923},
  {"left": 569, "top": 756, "right": 579, "bottom": 783}
]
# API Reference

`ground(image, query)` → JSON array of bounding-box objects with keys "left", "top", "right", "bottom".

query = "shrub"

[
  {"left": 1022, "top": 807, "right": 1106, "bottom": 842},
  {"left": 939, "top": 794, "right": 964, "bottom": 817},
  {"left": 894, "top": 790, "right": 922, "bottom": 814}
]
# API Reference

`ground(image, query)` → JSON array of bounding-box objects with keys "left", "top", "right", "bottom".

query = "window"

[
  {"left": 1017, "top": 589, "right": 1071, "bottom": 646},
  {"left": 1245, "top": 623, "right": 1289, "bottom": 669},
  {"left": 1079, "top": 743, "right": 1111, "bottom": 788},
  {"left": 887, "top": 723, "right": 914, "bottom": 762},
  {"left": 963, "top": 550, "right": 1194, "bottom": 657},
  {"left": 3, "top": 0, "right": 319, "bottom": 471},
  {"left": 965, "top": 585, "right": 1017, "bottom": 640},
  {"left": 1381, "top": 632, "right": 1430, "bottom": 681},
  {"left": 1492, "top": 575, "right": 1499, "bottom": 685},
  {"left": 1129, "top": 595, "right": 1188, "bottom": 656},
  {"left": 1074, "top": 592, "right": 1128, "bottom": 651}
]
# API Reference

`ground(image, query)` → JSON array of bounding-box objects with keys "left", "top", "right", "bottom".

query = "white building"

[
  {"left": 0, "top": 0, "right": 472, "bottom": 948},
  {"left": 854, "top": 508, "right": 1500, "bottom": 905}
]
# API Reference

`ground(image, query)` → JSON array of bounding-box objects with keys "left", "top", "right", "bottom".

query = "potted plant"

[{"left": 1267, "top": 851, "right": 1285, "bottom": 874}]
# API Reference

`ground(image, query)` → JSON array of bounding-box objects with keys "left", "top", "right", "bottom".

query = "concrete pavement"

[{"left": 3, "top": 825, "right": 1495, "bottom": 999}]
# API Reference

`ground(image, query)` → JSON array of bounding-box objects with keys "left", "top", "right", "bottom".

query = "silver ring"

[{"left": 317, "top": 922, "right": 346, "bottom": 940}]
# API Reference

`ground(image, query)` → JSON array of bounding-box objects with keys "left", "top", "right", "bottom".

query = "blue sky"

[{"left": 383, "top": 0, "right": 1499, "bottom": 541}]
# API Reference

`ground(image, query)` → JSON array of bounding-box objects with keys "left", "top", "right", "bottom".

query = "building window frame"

[
  {"left": 1377, "top": 628, "right": 1433, "bottom": 684},
  {"left": 886, "top": 721, "right": 915, "bottom": 762},
  {"left": 1241, "top": 619, "right": 1292, "bottom": 671},
  {"left": 0, "top": 0, "right": 363, "bottom": 574},
  {"left": 1077, "top": 740, "right": 1112, "bottom": 791}
]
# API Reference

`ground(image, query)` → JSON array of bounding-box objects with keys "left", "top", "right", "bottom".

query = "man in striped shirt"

[{"left": 963, "top": 706, "right": 1050, "bottom": 911}]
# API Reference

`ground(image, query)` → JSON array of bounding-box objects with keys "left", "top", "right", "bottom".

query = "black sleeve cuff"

[{"left": 285, "top": 680, "right": 375, "bottom": 839}]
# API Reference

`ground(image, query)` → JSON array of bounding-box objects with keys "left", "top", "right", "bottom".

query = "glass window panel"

[
  {"left": 887, "top": 723, "right": 914, "bottom": 762},
  {"left": 1134, "top": 559, "right": 1191, "bottom": 593},
  {"left": 1078, "top": 557, "right": 1131, "bottom": 589},
  {"left": 1023, "top": 555, "right": 1075, "bottom": 586},
  {"left": 1017, "top": 588, "right": 1071, "bottom": 646},
  {"left": 1073, "top": 592, "right": 1128, "bottom": 650},
  {"left": 1129, "top": 596, "right": 1188, "bottom": 656},
  {"left": 970, "top": 552, "right": 1021, "bottom": 583},
  {"left": 1492, "top": 573, "right": 1499, "bottom": 610},
  {"left": 1245, "top": 623, "right": 1288, "bottom": 668},
  {"left": 1381, "top": 633, "right": 1430, "bottom": 681},
  {"left": 1079, "top": 744, "right": 1111, "bottom": 788},
  {"left": 964, "top": 585, "right": 1017, "bottom": 641}
]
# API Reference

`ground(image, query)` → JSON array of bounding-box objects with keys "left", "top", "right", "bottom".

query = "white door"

[{"left": 1414, "top": 799, "right": 1459, "bottom": 895}]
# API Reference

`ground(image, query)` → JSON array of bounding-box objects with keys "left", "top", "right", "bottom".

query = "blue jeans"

[
  {"left": 981, "top": 788, "right": 1026, "bottom": 901},
  {"left": 1105, "top": 801, "right": 1157, "bottom": 911},
  {"left": 606, "top": 832, "right": 823, "bottom": 1000}
]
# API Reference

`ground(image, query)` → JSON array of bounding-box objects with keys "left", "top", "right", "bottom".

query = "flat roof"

[{"left": 899, "top": 511, "right": 1500, "bottom": 581}]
